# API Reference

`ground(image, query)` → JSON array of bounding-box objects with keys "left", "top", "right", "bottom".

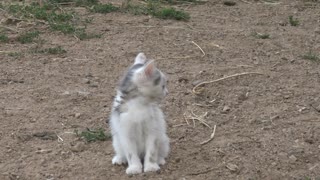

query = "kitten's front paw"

[
  {"left": 112, "top": 156, "right": 126, "bottom": 165},
  {"left": 144, "top": 163, "right": 160, "bottom": 173},
  {"left": 126, "top": 165, "right": 142, "bottom": 175},
  {"left": 158, "top": 158, "right": 166, "bottom": 165}
]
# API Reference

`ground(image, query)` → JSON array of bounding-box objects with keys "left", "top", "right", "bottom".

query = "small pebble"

[
  {"left": 75, "top": 113, "right": 81, "bottom": 118},
  {"left": 83, "top": 78, "right": 90, "bottom": 84},
  {"left": 289, "top": 155, "right": 297, "bottom": 162},
  {"left": 192, "top": 80, "right": 202, "bottom": 86},
  {"left": 270, "top": 115, "right": 279, "bottom": 120},
  {"left": 70, "top": 142, "right": 86, "bottom": 152},
  {"left": 226, "top": 163, "right": 238, "bottom": 172},
  {"left": 89, "top": 82, "right": 99, "bottom": 87},
  {"left": 222, "top": 106, "right": 231, "bottom": 113},
  {"left": 62, "top": 91, "right": 70, "bottom": 95},
  {"left": 36, "top": 149, "right": 52, "bottom": 154}
]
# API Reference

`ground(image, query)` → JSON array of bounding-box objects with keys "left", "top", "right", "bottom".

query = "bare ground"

[{"left": 1, "top": 0, "right": 320, "bottom": 179}]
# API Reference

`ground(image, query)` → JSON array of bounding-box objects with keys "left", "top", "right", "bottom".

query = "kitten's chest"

[{"left": 128, "top": 102, "right": 157, "bottom": 122}]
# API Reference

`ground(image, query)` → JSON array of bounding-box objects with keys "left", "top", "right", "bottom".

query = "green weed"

[
  {"left": 123, "top": 1, "right": 190, "bottom": 21},
  {"left": 253, "top": 32, "right": 270, "bottom": 39},
  {"left": 302, "top": 51, "right": 319, "bottom": 62},
  {"left": 75, "top": 128, "right": 110, "bottom": 142},
  {"left": 8, "top": 52, "right": 22, "bottom": 57},
  {"left": 289, "top": 16, "right": 299, "bottom": 26},
  {"left": 34, "top": 46, "right": 67, "bottom": 54},
  {"left": 122, "top": 3, "right": 149, "bottom": 15},
  {"left": 47, "top": 0, "right": 99, "bottom": 6},
  {"left": 50, "top": 22, "right": 76, "bottom": 34},
  {"left": 153, "top": 7, "right": 190, "bottom": 20},
  {"left": 75, "top": 29, "right": 102, "bottom": 40},
  {"left": 0, "top": 33, "right": 9, "bottom": 43},
  {"left": 75, "top": 0, "right": 99, "bottom": 6},
  {"left": 17, "top": 31, "right": 40, "bottom": 44},
  {"left": 91, "top": 3, "right": 119, "bottom": 13},
  {"left": 8, "top": 4, "right": 73, "bottom": 22}
]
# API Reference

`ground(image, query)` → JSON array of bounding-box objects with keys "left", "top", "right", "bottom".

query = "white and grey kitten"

[{"left": 109, "top": 53, "right": 170, "bottom": 175}]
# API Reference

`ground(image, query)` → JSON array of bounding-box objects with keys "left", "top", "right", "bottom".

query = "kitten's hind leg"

[{"left": 158, "top": 135, "right": 169, "bottom": 166}]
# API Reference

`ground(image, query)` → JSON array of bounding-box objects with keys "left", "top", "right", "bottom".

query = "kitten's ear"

[
  {"left": 134, "top": 53, "right": 147, "bottom": 64},
  {"left": 143, "top": 60, "right": 156, "bottom": 79}
]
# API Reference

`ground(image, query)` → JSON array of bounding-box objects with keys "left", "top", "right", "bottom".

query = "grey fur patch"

[
  {"left": 149, "top": 150, "right": 157, "bottom": 163},
  {"left": 153, "top": 74, "right": 161, "bottom": 86},
  {"left": 119, "top": 64, "right": 143, "bottom": 94},
  {"left": 128, "top": 153, "right": 132, "bottom": 163}
]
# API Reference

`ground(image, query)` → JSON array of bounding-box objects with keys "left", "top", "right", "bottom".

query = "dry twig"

[
  {"left": 184, "top": 110, "right": 211, "bottom": 129},
  {"left": 0, "top": 25, "right": 19, "bottom": 33},
  {"left": 200, "top": 125, "right": 217, "bottom": 145},
  {"left": 192, "top": 72, "right": 264, "bottom": 94},
  {"left": 191, "top": 41, "right": 206, "bottom": 57}
]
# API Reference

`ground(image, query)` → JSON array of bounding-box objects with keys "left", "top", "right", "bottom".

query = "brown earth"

[{"left": 1, "top": 0, "right": 320, "bottom": 179}]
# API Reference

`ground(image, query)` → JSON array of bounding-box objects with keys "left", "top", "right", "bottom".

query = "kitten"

[{"left": 109, "top": 53, "right": 170, "bottom": 175}]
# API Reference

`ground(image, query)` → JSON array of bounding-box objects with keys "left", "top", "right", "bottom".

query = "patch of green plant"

[
  {"left": 91, "top": 3, "right": 119, "bottom": 13},
  {"left": 8, "top": 52, "right": 22, "bottom": 57},
  {"left": 302, "top": 51, "right": 320, "bottom": 62},
  {"left": 75, "top": 0, "right": 99, "bottom": 6},
  {"left": 75, "top": 29, "right": 102, "bottom": 40},
  {"left": 47, "top": 0, "right": 99, "bottom": 6},
  {"left": 122, "top": 1, "right": 190, "bottom": 21},
  {"left": 75, "top": 128, "right": 110, "bottom": 142},
  {"left": 8, "top": 4, "right": 73, "bottom": 22},
  {"left": 34, "top": 46, "right": 67, "bottom": 54},
  {"left": 289, "top": 16, "right": 299, "bottom": 26},
  {"left": 253, "top": 32, "right": 270, "bottom": 39},
  {"left": 152, "top": 7, "right": 190, "bottom": 20},
  {"left": 123, "top": 3, "right": 149, "bottom": 15},
  {"left": 0, "top": 33, "right": 9, "bottom": 43},
  {"left": 17, "top": 31, "right": 40, "bottom": 44},
  {"left": 50, "top": 22, "right": 76, "bottom": 34}
]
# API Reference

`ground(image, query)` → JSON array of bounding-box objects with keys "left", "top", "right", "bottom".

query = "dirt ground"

[{"left": 1, "top": 0, "right": 320, "bottom": 179}]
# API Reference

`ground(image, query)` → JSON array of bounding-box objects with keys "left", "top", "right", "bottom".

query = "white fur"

[
  {"left": 109, "top": 53, "right": 169, "bottom": 175},
  {"left": 110, "top": 96, "right": 169, "bottom": 175}
]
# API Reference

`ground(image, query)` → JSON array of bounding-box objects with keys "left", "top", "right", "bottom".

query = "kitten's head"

[{"left": 119, "top": 53, "right": 168, "bottom": 100}]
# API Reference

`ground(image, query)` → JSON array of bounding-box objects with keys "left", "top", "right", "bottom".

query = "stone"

[
  {"left": 222, "top": 106, "right": 231, "bottom": 113},
  {"left": 289, "top": 155, "right": 297, "bottom": 162},
  {"left": 70, "top": 142, "right": 86, "bottom": 152}
]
